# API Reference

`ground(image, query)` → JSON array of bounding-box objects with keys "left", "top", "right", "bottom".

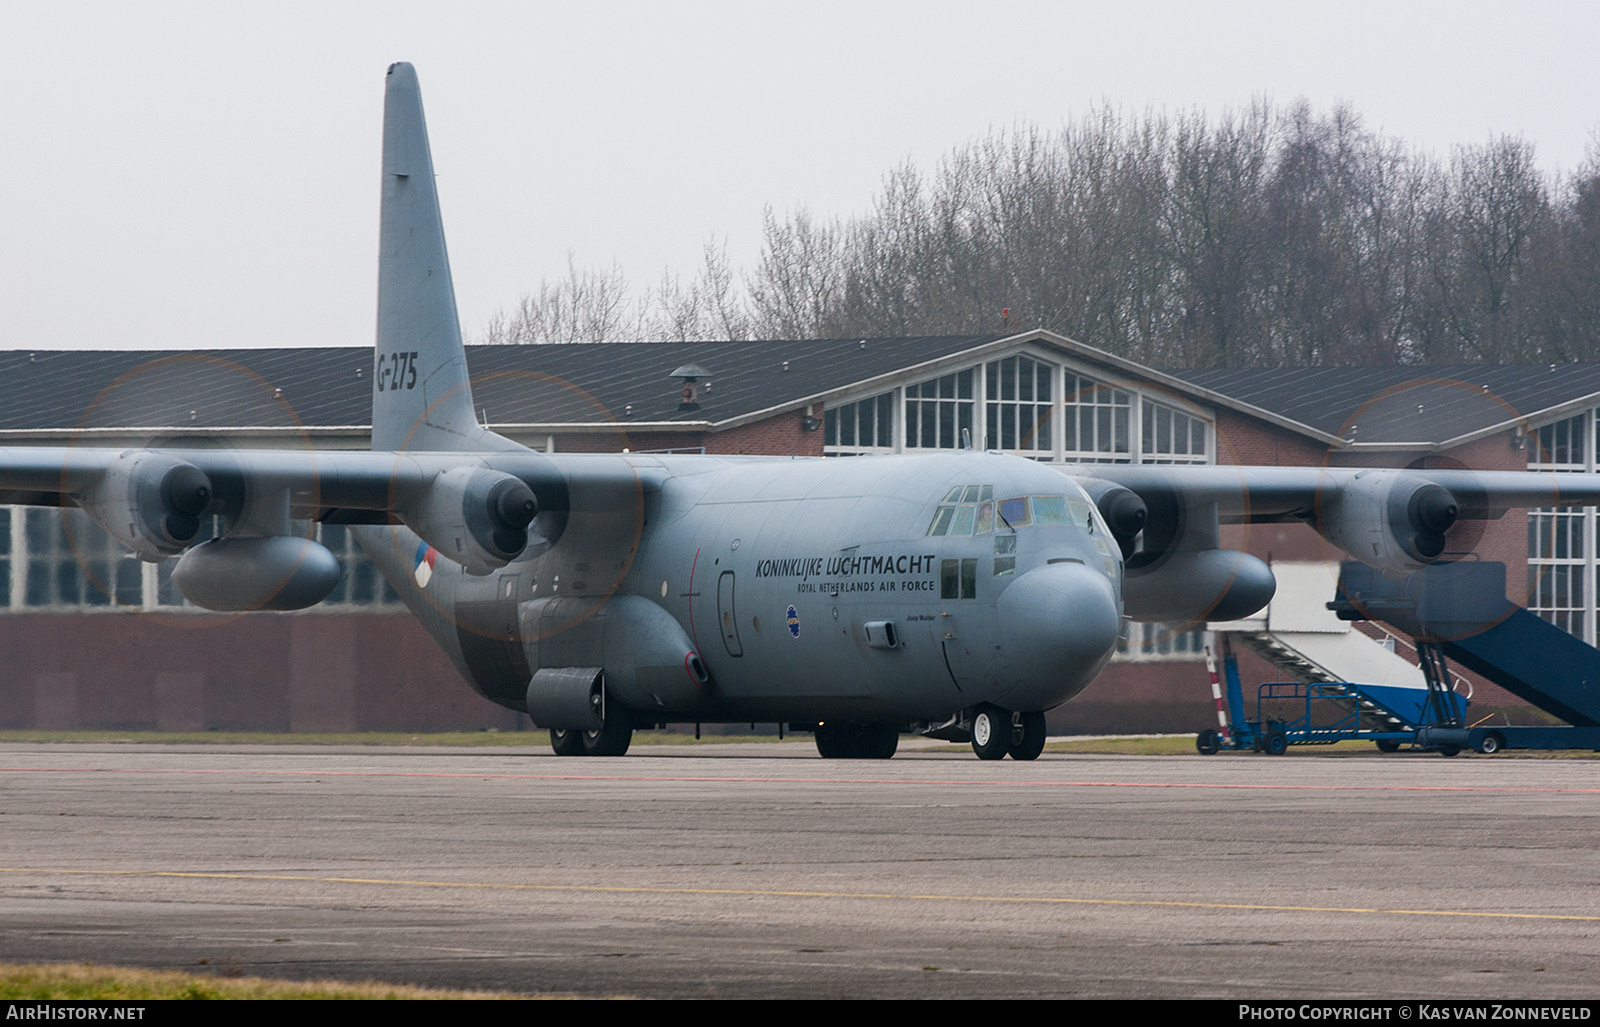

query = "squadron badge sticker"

[
  {"left": 413, "top": 541, "right": 439, "bottom": 588},
  {"left": 786, "top": 605, "right": 801, "bottom": 638}
]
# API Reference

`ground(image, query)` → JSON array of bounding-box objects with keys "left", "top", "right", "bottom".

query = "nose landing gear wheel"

[
  {"left": 1009, "top": 711, "right": 1048, "bottom": 761},
  {"left": 971, "top": 705, "right": 1011, "bottom": 760}
]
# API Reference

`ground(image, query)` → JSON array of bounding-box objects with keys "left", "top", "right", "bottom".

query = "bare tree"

[
  {"left": 746, "top": 206, "right": 848, "bottom": 338},
  {"left": 478, "top": 101, "right": 1590, "bottom": 368},
  {"left": 480, "top": 255, "right": 642, "bottom": 345}
]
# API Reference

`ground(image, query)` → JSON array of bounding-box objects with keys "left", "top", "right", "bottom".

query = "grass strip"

[{"left": 0, "top": 961, "right": 540, "bottom": 999}]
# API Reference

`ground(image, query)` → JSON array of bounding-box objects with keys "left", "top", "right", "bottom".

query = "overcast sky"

[{"left": 2, "top": 1, "right": 1596, "bottom": 351}]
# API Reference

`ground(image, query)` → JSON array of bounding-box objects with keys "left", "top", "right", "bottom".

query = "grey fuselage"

[{"left": 355, "top": 450, "right": 1125, "bottom": 726}]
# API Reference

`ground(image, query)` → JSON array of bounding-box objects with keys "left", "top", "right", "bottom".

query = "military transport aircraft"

[{"left": 8, "top": 64, "right": 1600, "bottom": 760}]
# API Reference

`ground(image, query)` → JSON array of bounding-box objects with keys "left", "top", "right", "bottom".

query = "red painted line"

[{"left": 2, "top": 765, "right": 1599, "bottom": 795}]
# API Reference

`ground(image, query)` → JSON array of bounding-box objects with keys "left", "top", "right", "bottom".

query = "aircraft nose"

[{"left": 994, "top": 560, "right": 1122, "bottom": 707}]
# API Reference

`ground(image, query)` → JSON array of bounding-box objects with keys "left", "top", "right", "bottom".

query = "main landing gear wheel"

[
  {"left": 856, "top": 724, "right": 899, "bottom": 759},
  {"left": 814, "top": 723, "right": 851, "bottom": 759},
  {"left": 1196, "top": 729, "right": 1222, "bottom": 756},
  {"left": 971, "top": 705, "right": 1010, "bottom": 761},
  {"left": 583, "top": 717, "right": 634, "bottom": 757},
  {"left": 1009, "top": 711, "right": 1048, "bottom": 761},
  {"left": 549, "top": 728, "right": 585, "bottom": 756},
  {"left": 814, "top": 722, "right": 899, "bottom": 759}
]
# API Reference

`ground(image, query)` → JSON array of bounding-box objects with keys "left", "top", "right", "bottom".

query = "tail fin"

[{"left": 372, "top": 62, "right": 485, "bottom": 452}]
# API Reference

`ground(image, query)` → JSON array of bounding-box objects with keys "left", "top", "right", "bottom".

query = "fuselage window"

[
  {"left": 940, "top": 558, "right": 979, "bottom": 599},
  {"left": 993, "top": 534, "right": 1017, "bottom": 576}
]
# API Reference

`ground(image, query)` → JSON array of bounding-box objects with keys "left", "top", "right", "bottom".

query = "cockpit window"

[
  {"left": 997, "top": 497, "right": 1031, "bottom": 528},
  {"left": 1033, "top": 495, "right": 1097, "bottom": 528},
  {"left": 927, "top": 485, "right": 995, "bottom": 536},
  {"left": 935, "top": 489, "right": 1101, "bottom": 538},
  {"left": 1033, "top": 495, "right": 1070, "bottom": 525}
]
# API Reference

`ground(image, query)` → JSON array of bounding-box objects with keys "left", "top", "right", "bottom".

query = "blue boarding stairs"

[
  {"left": 1197, "top": 637, "right": 1469, "bottom": 756},
  {"left": 1327, "top": 560, "right": 1600, "bottom": 754}
]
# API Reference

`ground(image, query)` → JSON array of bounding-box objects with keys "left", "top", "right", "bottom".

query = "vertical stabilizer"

[{"left": 372, "top": 62, "right": 486, "bottom": 452}]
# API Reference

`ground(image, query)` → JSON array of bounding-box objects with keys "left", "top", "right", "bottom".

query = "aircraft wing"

[
  {"left": 1084, "top": 464, "right": 1600, "bottom": 521},
  {"left": 0, "top": 445, "right": 665, "bottom": 514},
  {"left": 0, "top": 443, "right": 662, "bottom": 589}
]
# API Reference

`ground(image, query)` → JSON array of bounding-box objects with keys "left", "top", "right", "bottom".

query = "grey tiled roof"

[
  {"left": 1170, "top": 364, "right": 1600, "bottom": 444},
  {"left": 5, "top": 340, "right": 1599, "bottom": 448},
  {"left": 0, "top": 337, "right": 1002, "bottom": 431}
]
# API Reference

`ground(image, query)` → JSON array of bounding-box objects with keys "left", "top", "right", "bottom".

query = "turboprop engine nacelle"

[
  {"left": 402, "top": 467, "right": 538, "bottom": 575},
  {"left": 1116, "top": 494, "right": 1276, "bottom": 623},
  {"left": 1078, "top": 479, "right": 1148, "bottom": 558},
  {"left": 1315, "top": 471, "right": 1460, "bottom": 577},
  {"left": 74, "top": 452, "right": 214, "bottom": 561},
  {"left": 171, "top": 535, "right": 341, "bottom": 611},
  {"left": 1122, "top": 548, "right": 1277, "bottom": 623}
]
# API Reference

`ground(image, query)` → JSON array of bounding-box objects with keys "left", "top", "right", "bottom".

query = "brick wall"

[
  {"left": 546, "top": 410, "right": 823, "bottom": 457},
  {"left": 0, "top": 613, "right": 527, "bottom": 733},
  {"left": 1213, "top": 407, "right": 1329, "bottom": 468},
  {"left": 706, "top": 411, "right": 825, "bottom": 456},
  {"left": 551, "top": 430, "right": 706, "bottom": 453}
]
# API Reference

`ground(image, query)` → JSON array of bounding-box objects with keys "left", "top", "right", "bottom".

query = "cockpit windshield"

[{"left": 926, "top": 487, "right": 1097, "bottom": 537}]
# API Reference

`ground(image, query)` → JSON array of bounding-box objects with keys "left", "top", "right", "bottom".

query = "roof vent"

[{"left": 671, "top": 364, "right": 711, "bottom": 412}]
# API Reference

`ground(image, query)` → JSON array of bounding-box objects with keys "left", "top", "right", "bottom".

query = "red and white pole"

[{"left": 1204, "top": 645, "right": 1231, "bottom": 743}]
